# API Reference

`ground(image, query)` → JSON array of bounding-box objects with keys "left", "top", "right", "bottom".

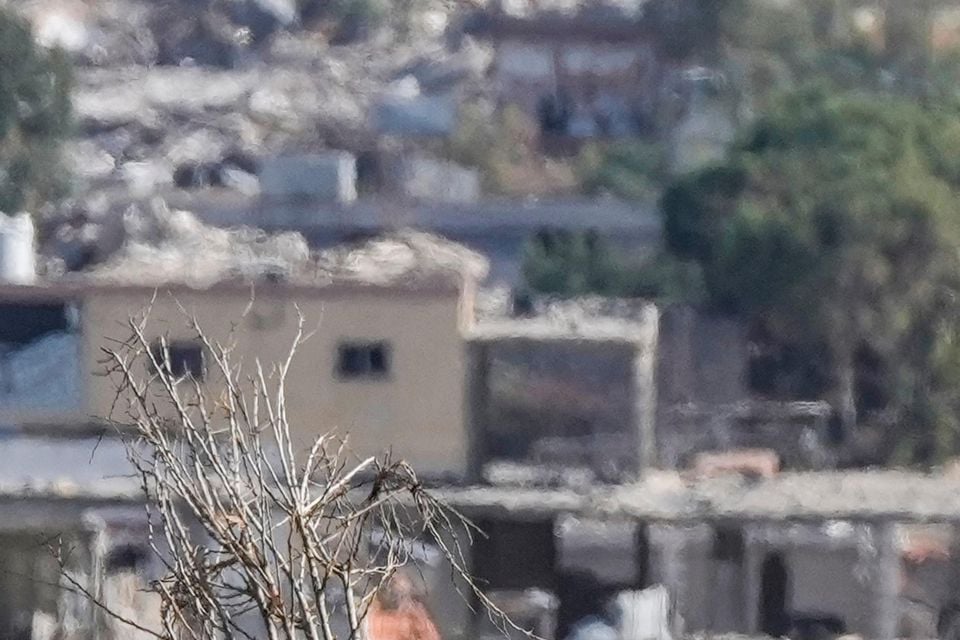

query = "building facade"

[{"left": 0, "top": 280, "right": 473, "bottom": 479}]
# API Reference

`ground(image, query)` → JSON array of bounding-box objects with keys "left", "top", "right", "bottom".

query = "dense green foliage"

[
  {"left": 661, "top": 85, "right": 960, "bottom": 462},
  {"left": 0, "top": 9, "right": 71, "bottom": 214},
  {"left": 577, "top": 142, "right": 668, "bottom": 202},
  {"left": 521, "top": 230, "right": 703, "bottom": 303}
]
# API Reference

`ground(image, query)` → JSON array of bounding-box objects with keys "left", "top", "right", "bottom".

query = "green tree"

[
  {"left": 661, "top": 84, "right": 960, "bottom": 453},
  {"left": 0, "top": 9, "right": 72, "bottom": 213},
  {"left": 577, "top": 142, "right": 668, "bottom": 202},
  {"left": 521, "top": 229, "right": 704, "bottom": 303}
]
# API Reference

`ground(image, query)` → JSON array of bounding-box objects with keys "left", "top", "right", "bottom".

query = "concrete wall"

[
  {"left": 651, "top": 306, "right": 836, "bottom": 470},
  {"left": 786, "top": 546, "right": 872, "bottom": 632},
  {"left": 386, "top": 154, "right": 481, "bottom": 204},
  {"left": 647, "top": 522, "right": 896, "bottom": 637},
  {"left": 648, "top": 523, "right": 720, "bottom": 633},
  {"left": 483, "top": 340, "right": 636, "bottom": 461},
  {"left": 373, "top": 94, "right": 459, "bottom": 137},
  {"left": 81, "top": 285, "right": 470, "bottom": 478}
]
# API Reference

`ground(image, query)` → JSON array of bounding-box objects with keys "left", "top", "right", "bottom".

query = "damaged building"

[
  {"left": 429, "top": 472, "right": 960, "bottom": 640},
  {"left": 0, "top": 211, "right": 957, "bottom": 639}
]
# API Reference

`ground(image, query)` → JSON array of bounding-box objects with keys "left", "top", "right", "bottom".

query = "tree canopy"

[
  {"left": 521, "top": 229, "right": 704, "bottom": 303},
  {"left": 0, "top": 9, "right": 72, "bottom": 214},
  {"left": 661, "top": 84, "right": 960, "bottom": 461}
]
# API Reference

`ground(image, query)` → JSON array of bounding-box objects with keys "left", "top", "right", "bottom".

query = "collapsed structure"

[{"left": 0, "top": 209, "right": 957, "bottom": 639}]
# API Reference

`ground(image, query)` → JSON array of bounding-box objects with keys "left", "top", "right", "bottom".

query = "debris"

[
  {"left": 477, "top": 589, "right": 558, "bottom": 640},
  {"left": 220, "top": 167, "right": 261, "bottom": 196},
  {"left": 119, "top": 160, "right": 174, "bottom": 197},
  {"left": 83, "top": 200, "right": 488, "bottom": 288},
  {"left": 86, "top": 199, "right": 309, "bottom": 288},
  {"left": 62, "top": 140, "right": 116, "bottom": 182}
]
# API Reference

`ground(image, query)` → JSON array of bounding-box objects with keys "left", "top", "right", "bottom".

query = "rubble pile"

[
  {"left": 83, "top": 200, "right": 489, "bottom": 289},
  {"left": 6, "top": 0, "right": 495, "bottom": 227},
  {"left": 86, "top": 199, "right": 310, "bottom": 287},
  {"left": 313, "top": 229, "right": 489, "bottom": 286}
]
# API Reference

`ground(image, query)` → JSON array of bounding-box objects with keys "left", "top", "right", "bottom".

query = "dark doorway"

[
  {"left": 759, "top": 552, "right": 791, "bottom": 637},
  {"left": 557, "top": 571, "right": 617, "bottom": 639},
  {"left": 473, "top": 519, "right": 557, "bottom": 591}
]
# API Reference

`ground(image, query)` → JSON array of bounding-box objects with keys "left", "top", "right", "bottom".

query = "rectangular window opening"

[
  {"left": 150, "top": 340, "right": 205, "bottom": 381},
  {"left": 337, "top": 342, "right": 391, "bottom": 380}
]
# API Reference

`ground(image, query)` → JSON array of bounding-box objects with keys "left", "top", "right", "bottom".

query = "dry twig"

[{"left": 62, "top": 304, "right": 523, "bottom": 640}]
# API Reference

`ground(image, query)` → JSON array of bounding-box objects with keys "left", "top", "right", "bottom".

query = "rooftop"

[
  {"left": 469, "top": 312, "right": 657, "bottom": 344},
  {"left": 1, "top": 433, "right": 959, "bottom": 525},
  {"left": 435, "top": 470, "right": 960, "bottom": 524}
]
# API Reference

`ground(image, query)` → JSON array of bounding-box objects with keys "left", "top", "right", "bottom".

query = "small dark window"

[
  {"left": 105, "top": 543, "right": 149, "bottom": 574},
  {"left": 337, "top": 342, "right": 390, "bottom": 379},
  {"left": 150, "top": 340, "right": 205, "bottom": 380},
  {"left": 713, "top": 527, "right": 744, "bottom": 562}
]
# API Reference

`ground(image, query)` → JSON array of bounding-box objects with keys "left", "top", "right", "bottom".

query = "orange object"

[
  {"left": 366, "top": 574, "right": 442, "bottom": 640},
  {"left": 692, "top": 449, "right": 781, "bottom": 479}
]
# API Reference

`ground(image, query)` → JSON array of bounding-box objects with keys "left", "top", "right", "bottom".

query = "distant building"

[{"left": 468, "top": 10, "right": 665, "bottom": 139}]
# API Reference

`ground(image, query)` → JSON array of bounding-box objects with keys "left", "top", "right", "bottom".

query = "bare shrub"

[{"left": 56, "top": 303, "right": 511, "bottom": 640}]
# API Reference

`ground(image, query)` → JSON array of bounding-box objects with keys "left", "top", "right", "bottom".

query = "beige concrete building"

[{"left": 0, "top": 229, "right": 486, "bottom": 480}]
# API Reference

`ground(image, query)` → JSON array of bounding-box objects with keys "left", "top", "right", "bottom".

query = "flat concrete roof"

[
  {"left": 435, "top": 471, "right": 960, "bottom": 524},
  {"left": 5, "top": 436, "right": 958, "bottom": 525},
  {"left": 469, "top": 314, "right": 658, "bottom": 344}
]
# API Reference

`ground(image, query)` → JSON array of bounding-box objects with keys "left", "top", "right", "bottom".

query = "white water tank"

[{"left": 0, "top": 213, "right": 36, "bottom": 284}]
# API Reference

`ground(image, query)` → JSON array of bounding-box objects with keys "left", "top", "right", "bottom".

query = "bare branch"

[{"left": 68, "top": 304, "right": 526, "bottom": 640}]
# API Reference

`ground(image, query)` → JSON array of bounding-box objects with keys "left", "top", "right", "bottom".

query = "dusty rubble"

[
  {"left": 79, "top": 199, "right": 489, "bottom": 289},
  {"left": 7, "top": 0, "right": 495, "bottom": 227}
]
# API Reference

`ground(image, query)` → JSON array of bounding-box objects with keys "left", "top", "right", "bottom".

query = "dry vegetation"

[{"left": 55, "top": 304, "right": 517, "bottom": 640}]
